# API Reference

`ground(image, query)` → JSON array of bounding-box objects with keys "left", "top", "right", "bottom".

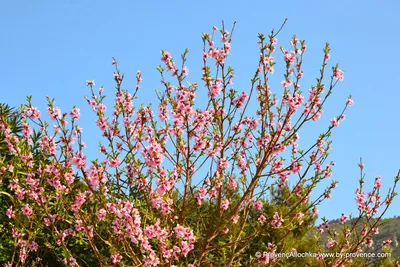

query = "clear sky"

[{"left": 1, "top": 0, "right": 399, "bottom": 221}]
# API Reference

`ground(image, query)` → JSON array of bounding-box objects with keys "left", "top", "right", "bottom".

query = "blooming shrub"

[{"left": 0, "top": 21, "right": 399, "bottom": 267}]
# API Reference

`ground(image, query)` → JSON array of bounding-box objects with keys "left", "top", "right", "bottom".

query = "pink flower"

[
  {"left": 96, "top": 208, "right": 107, "bottom": 220},
  {"left": 29, "top": 241, "right": 38, "bottom": 252},
  {"left": 111, "top": 254, "right": 122, "bottom": 263},
  {"left": 291, "top": 161, "right": 302, "bottom": 174},
  {"left": 209, "top": 83, "right": 221, "bottom": 97},
  {"left": 96, "top": 117, "right": 109, "bottom": 131},
  {"left": 69, "top": 257, "right": 77, "bottom": 265},
  {"left": 334, "top": 68, "right": 344, "bottom": 81},
  {"left": 383, "top": 238, "right": 392, "bottom": 246},
  {"left": 70, "top": 107, "right": 80, "bottom": 120},
  {"left": 327, "top": 239, "right": 336, "bottom": 248},
  {"left": 253, "top": 200, "right": 263, "bottom": 210},
  {"left": 114, "top": 73, "right": 121, "bottom": 81},
  {"left": 6, "top": 206, "right": 15, "bottom": 219},
  {"left": 22, "top": 204, "right": 33, "bottom": 217},
  {"left": 271, "top": 212, "right": 284, "bottom": 228},
  {"left": 194, "top": 187, "right": 207, "bottom": 205},
  {"left": 330, "top": 118, "right": 339, "bottom": 127},
  {"left": 347, "top": 98, "right": 354, "bottom": 106},
  {"left": 367, "top": 238, "right": 373, "bottom": 247},
  {"left": 283, "top": 51, "right": 296, "bottom": 64},
  {"left": 266, "top": 65, "right": 274, "bottom": 73},
  {"left": 281, "top": 80, "right": 292, "bottom": 88},
  {"left": 295, "top": 212, "right": 304, "bottom": 224},
  {"left": 136, "top": 70, "right": 142, "bottom": 84},
  {"left": 228, "top": 177, "right": 238, "bottom": 190},
  {"left": 85, "top": 80, "right": 95, "bottom": 86},
  {"left": 232, "top": 92, "right": 248, "bottom": 108},
  {"left": 325, "top": 54, "right": 330, "bottom": 61},
  {"left": 374, "top": 175, "right": 382, "bottom": 188},
  {"left": 143, "top": 140, "right": 164, "bottom": 169},
  {"left": 221, "top": 199, "right": 230, "bottom": 210},
  {"left": 258, "top": 214, "right": 266, "bottom": 223},
  {"left": 259, "top": 254, "right": 270, "bottom": 264},
  {"left": 98, "top": 103, "right": 107, "bottom": 112},
  {"left": 109, "top": 158, "right": 121, "bottom": 168},
  {"left": 339, "top": 214, "right": 348, "bottom": 224},
  {"left": 180, "top": 241, "right": 194, "bottom": 257},
  {"left": 218, "top": 158, "right": 229, "bottom": 170},
  {"left": 47, "top": 107, "right": 61, "bottom": 120},
  {"left": 313, "top": 207, "right": 319, "bottom": 215},
  {"left": 232, "top": 215, "right": 239, "bottom": 224}
]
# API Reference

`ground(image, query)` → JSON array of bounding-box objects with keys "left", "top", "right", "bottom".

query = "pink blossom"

[
  {"left": 374, "top": 175, "right": 382, "bottom": 188},
  {"left": 22, "top": 204, "right": 33, "bottom": 217},
  {"left": 339, "top": 214, "right": 348, "bottom": 224},
  {"left": 281, "top": 80, "right": 292, "bottom": 88},
  {"left": 228, "top": 177, "right": 238, "bottom": 190},
  {"left": 271, "top": 212, "right": 284, "bottom": 228},
  {"left": 143, "top": 140, "right": 164, "bottom": 169},
  {"left": 232, "top": 215, "right": 239, "bottom": 224},
  {"left": 366, "top": 238, "right": 373, "bottom": 247},
  {"left": 96, "top": 208, "right": 107, "bottom": 220},
  {"left": 6, "top": 206, "right": 15, "bottom": 219},
  {"left": 209, "top": 83, "right": 221, "bottom": 97},
  {"left": 114, "top": 73, "right": 121, "bottom": 81},
  {"left": 291, "top": 161, "right": 302, "bottom": 174},
  {"left": 258, "top": 214, "right": 266, "bottom": 223},
  {"left": 29, "top": 241, "right": 38, "bottom": 252},
  {"left": 334, "top": 68, "right": 344, "bottom": 81},
  {"left": 221, "top": 199, "right": 230, "bottom": 210},
  {"left": 70, "top": 106, "right": 80, "bottom": 120},
  {"left": 347, "top": 98, "right": 354, "bottom": 106},
  {"left": 383, "top": 238, "right": 392, "bottom": 246},
  {"left": 327, "top": 239, "right": 336, "bottom": 248},
  {"left": 283, "top": 50, "right": 296, "bottom": 64},
  {"left": 372, "top": 227, "right": 379, "bottom": 235},
  {"left": 111, "top": 254, "right": 122, "bottom": 263},
  {"left": 330, "top": 118, "right": 339, "bottom": 127},
  {"left": 85, "top": 80, "right": 95, "bottom": 86},
  {"left": 253, "top": 200, "right": 263, "bottom": 210},
  {"left": 47, "top": 107, "right": 61, "bottom": 120},
  {"left": 69, "top": 257, "right": 77, "bottom": 265},
  {"left": 109, "top": 158, "right": 121, "bottom": 168},
  {"left": 218, "top": 158, "right": 229, "bottom": 170},
  {"left": 325, "top": 54, "right": 330, "bottom": 61},
  {"left": 232, "top": 92, "right": 248, "bottom": 108}
]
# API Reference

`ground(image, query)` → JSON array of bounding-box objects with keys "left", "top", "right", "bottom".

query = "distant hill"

[{"left": 319, "top": 216, "right": 400, "bottom": 258}]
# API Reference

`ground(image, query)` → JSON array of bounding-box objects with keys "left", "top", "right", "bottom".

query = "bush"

[{"left": 0, "top": 22, "right": 399, "bottom": 267}]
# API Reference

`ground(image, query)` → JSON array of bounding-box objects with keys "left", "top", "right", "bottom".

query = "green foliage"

[{"left": 0, "top": 104, "right": 23, "bottom": 263}]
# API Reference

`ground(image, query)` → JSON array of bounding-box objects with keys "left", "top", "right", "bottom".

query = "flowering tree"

[{"left": 1, "top": 22, "right": 399, "bottom": 267}]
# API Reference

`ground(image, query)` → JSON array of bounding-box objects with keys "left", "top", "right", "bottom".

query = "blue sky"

[{"left": 1, "top": 0, "right": 399, "bottom": 221}]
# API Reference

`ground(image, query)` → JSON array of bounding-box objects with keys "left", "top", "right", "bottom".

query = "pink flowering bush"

[{"left": 0, "top": 22, "right": 399, "bottom": 266}]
